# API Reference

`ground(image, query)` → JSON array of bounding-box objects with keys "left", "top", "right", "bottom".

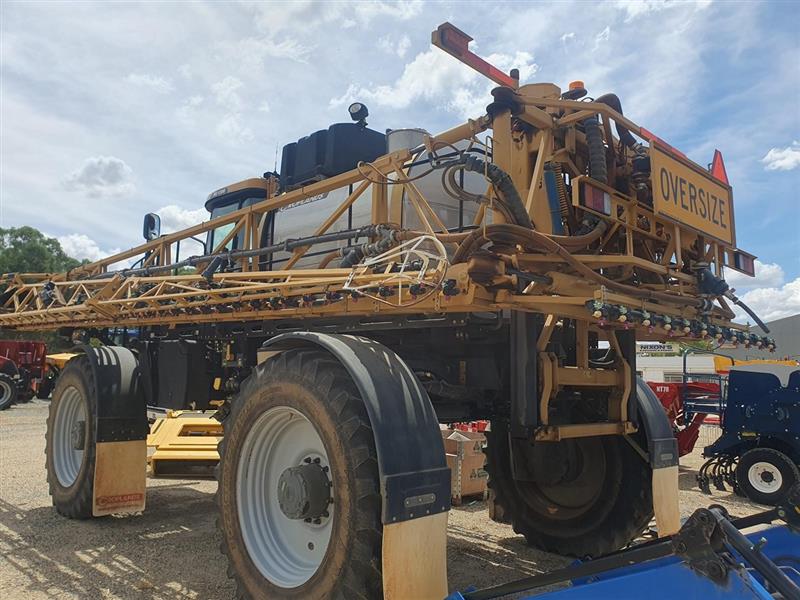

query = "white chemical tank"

[{"left": 386, "top": 128, "right": 428, "bottom": 153}]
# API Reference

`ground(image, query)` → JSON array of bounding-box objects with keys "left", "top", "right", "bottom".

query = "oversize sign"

[{"left": 651, "top": 147, "right": 734, "bottom": 245}]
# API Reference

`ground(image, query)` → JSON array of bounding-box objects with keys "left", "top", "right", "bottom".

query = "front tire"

[
  {"left": 45, "top": 357, "right": 96, "bottom": 519},
  {"left": 486, "top": 421, "right": 653, "bottom": 557},
  {"left": 736, "top": 447, "right": 799, "bottom": 506},
  {"left": 0, "top": 373, "right": 18, "bottom": 410},
  {"left": 217, "top": 349, "right": 382, "bottom": 599}
]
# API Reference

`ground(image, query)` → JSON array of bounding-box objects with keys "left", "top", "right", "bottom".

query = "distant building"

[
  {"left": 723, "top": 314, "right": 799, "bottom": 362},
  {"left": 636, "top": 353, "right": 715, "bottom": 382},
  {"left": 634, "top": 314, "right": 799, "bottom": 382}
]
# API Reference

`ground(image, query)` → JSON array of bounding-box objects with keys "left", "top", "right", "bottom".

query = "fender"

[
  {"left": 70, "top": 345, "right": 148, "bottom": 516},
  {"left": 635, "top": 376, "right": 681, "bottom": 535},
  {"left": 263, "top": 332, "right": 451, "bottom": 524},
  {"left": 635, "top": 376, "right": 679, "bottom": 470},
  {"left": 72, "top": 344, "right": 148, "bottom": 443}
]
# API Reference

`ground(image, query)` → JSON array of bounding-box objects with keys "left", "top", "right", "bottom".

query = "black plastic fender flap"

[
  {"left": 263, "top": 332, "right": 451, "bottom": 524},
  {"left": 635, "top": 376, "right": 679, "bottom": 469},
  {"left": 73, "top": 345, "right": 148, "bottom": 443}
]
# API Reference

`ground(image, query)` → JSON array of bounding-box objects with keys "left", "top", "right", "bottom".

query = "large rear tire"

[
  {"left": 0, "top": 373, "right": 18, "bottom": 410},
  {"left": 217, "top": 349, "right": 383, "bottom": 600},
  {"left": 486, "top": 421, "right": 652, "bottom": 557},
  {"left": 45, "top": 356, "right": 96, "bottom": 519}
]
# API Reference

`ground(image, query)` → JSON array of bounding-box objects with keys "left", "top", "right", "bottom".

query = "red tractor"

[{"left": 0, "top": 340, "right": 52, "bottom": 410}]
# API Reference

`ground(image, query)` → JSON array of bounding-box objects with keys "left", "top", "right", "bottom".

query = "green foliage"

[{"left": 0, "top": 226, "right": 83, "bottom": 274}]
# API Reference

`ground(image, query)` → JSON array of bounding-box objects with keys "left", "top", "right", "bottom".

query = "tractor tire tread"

[
  {"left": 44, "top": 356, "right": 96, "bottom": 520},
  {"left": 486, "top": 425, "right": 652, "bottom": 558},
  {"left": 736, "top": 447, "right": 800, "bottom": 506},
  {"left": 0, "top": 372, "right": 18, "bottom": 410},
  {"left": 216, "top": 348, "right": 382, "bottom": 600}
]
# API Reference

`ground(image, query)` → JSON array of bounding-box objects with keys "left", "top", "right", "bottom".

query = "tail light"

[{"left": 579, "top": 182, "right": 611, "bottom": 215}]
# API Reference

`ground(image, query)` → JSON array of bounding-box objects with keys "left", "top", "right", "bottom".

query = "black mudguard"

[
  {"left": 635, "top": 376, "right": 679, "bottom": 469},
  {"left": 263, "top": 332, "right": 451, "bottom": 524},
  {"left": 71, "top": 345, "right": 148, "bottom": 443}
]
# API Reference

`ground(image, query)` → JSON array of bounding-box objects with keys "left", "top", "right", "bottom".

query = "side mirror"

[{"left": 142, "top": 213, "right": 161, "bottom": 241}]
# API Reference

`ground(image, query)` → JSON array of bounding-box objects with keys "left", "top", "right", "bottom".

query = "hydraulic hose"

[
  {"left": 457, "top": 155, "right": 533, "bottom": 228},
  {"left": 546, "top": 220, "right": 608, "bottom": 249},
  {"left": 594, "top": 93, "right": 637, "bottom": 149},
  {"left": 726, "top": 292, "right": 770, "bottom": 332},
  {"left": 454, "top": 223, "right": 700, "bottom": 307},
  {"left": 317, "top": 250, "right": 340, "bottom": 269},
  {"left": 583, "top": 116, "right": 608, "bottom": 185}
]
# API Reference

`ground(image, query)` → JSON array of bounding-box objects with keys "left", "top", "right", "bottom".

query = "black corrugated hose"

[{"left": 583, "top": 116, "right": 608, "bottom": 184}]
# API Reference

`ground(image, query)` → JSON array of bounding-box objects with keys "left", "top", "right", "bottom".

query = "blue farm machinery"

[{"left": 699, "top": 365, "right": 800, "bottom": 506}]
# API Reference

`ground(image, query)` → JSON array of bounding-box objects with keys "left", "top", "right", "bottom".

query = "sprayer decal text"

[
  {"left": 658, "top": 168, "right": 726, "bottom": 229},
  {"left": 650, "top": 146, "right": 733, "bottom": 244}
]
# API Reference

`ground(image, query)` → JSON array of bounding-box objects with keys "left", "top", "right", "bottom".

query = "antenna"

[{"left": 273, "top": 142, "right": 279, "bottom": 173}]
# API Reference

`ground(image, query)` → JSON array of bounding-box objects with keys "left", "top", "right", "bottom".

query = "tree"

[{"left": 0, "top": 226, "right": 83, "bottom": 274}]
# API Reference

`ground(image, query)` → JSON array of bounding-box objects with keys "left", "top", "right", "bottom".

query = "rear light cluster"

[
  {"left": 733, "top": 251, "right": 755, "bottom": 277},
  {"left": 580, "top": 183, "right": 611, "bottom": 215}
]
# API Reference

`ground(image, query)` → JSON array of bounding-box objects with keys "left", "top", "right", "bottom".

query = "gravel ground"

[{"left": 1, "top": 400, "right": 763, "bottom": 599}]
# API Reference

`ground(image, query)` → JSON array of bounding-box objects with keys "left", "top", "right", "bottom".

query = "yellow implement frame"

[{"left": 147, "top": 411, "right": 222, "bottom": 477}]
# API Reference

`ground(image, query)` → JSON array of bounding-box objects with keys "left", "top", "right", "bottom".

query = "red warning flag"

[{"left": 711, "top": 149, "right": 729, "bottom": 185}]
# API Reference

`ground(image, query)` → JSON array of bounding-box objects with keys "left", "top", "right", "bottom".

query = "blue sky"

[{"left": 1, "top": 0, "right": 798, "bottom": 321}]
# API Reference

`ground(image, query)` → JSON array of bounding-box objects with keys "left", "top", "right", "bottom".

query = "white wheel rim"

[
  {"left": 0, "top": 380, "right": 12, "bottom": 403},
  {"left": 52, "top": 385, "right": 87, "bottom": 487},
  {"left": 236, "top": 406, "right": 333, "bottom": 588},
  {"left": 748, "top": 461, "right": 782, "bottom": 494}
]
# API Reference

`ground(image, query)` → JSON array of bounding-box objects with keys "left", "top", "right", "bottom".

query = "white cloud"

[
  {"left": 378, "top": 34, "right": 412, "bottom": 58},
  {"left": 210, "top": 77, "right": 254, "bottom": 143},
  {"left": 215, "top": 36, "right": 312, "bottom": 69},
  {"left": 594, "top": 26, "right": 611, "bottom": 50},
  {"left": 57, "top": 233, "right": 121, "bottom": 262},
  {"left": 351, "top": 1, "right": 423, "bottom": 25},
  {"left": 216, "top": 113, "right": 254, "bottom": 144},
  {"left": 615, "top": 0, "right": 712, "bottom": 22},
  {"left": 212, "top": 76, "right": 245, "bottom": 111},
  {"left": 178, "top": 63, "right": 192, "bottom": 80},
  {"left": 731, "top": 277, "right": 800, "bottom": 324},
  {"left": 258, "top": 101, "right": 271, "bottom": 113},
  {"left": 561, "top": 32, "right": 575, "bottom": 44},
  {"left": 761, "top": 141, "right": 800, "bottom": 171},
  {"left": 725, "top": 260, "right": 785, "bottom": 293},
  {"left": 246, "top": 0, "right": 421, "bottom": 38},
  {"left": 155, "top": 205, "right": 207, "bottom": 233},
  {"left": 124, "top": 72, "right": 174, "bottom": 94},
  {"left": 62, "top": 156, "right": 135, "bottom": 197},
  {"left": 329, "top": 48, "right": 538, "bottom": 118},
  {"left": 724, "top": 260, "right": 799, "bottom": 325},
  {"left": 176, "top": 95, "right": 204, "bottom": 123}
]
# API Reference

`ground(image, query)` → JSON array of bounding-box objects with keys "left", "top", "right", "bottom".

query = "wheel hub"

[
  {"left": 277, "top": 460, "right": 331, "bottom": 521},
  {"left": 748, "top": 461, "right": 782, "bottom": 493}
]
